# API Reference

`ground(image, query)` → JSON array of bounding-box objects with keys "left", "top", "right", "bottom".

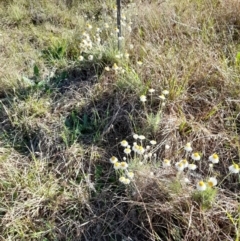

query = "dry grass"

[{"left": 0, "top": 0, "right": 240, "bottom": 240}]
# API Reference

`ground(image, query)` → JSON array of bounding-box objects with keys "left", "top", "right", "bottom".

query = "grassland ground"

[{"left": 0, "top": 0, "right": 240, "bottom": 240}]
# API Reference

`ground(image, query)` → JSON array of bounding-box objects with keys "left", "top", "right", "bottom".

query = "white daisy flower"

[
  {"left": 138, "top": 135, "right": 146, "bottom": 140},
  {"left": 109, "top": 156, "right": 118, "bottom": 164},
  {"left": 120, "top": 140, "right": 128, "bottom": 147},
  {"left": 207, "top": 177, "right": 217, "bottom": 187},
  {"left": 132, "top": 144, "right": 139, "bottom": 153},
  {"left": 119, "top": 176, "right": 126, "bottom": 183},
  {"left": 162, "top": 159, "right": 171, "bottom": 168},
  {"left": 148, "top": 88, "right": 155, "bottom": 94},
  {"left": 120, "top": 162, "right": 128, "bottom": 170},
  {"left": 112, "top": 63, "right": 119, "bottom": 71},
  {"left": 175, "top": 162, "right": 184, "bottom": 172},
  {"left": 159, "top": 95, "right": 166, "bottom": 100},
  {"left": 78, "top": 55, "right": 84, "bottom": 61},
  {"left": 162, "top": 90, "right": 169, "bottom": 95},
  {"left": 209, "top": 153, "right": 219, "bottom": 164},
  {"left": 124, "top": 148, "right": 131, "bottom": 155},
  {"left": 140, "top": 95, "right": 147, "bottom": 102},
  {"left": 136, "top": 146, "right": 145, "bottom": 155},
  {"left": 188, "top": 163, "right": 197, "bottom": 170},
  {"left": 197, "top": 181, "right": 207, "bottom": 191},
  {"left": 133, "top": 134, "right": 139, "bottom": 139},
  {"left": 150, "top": 140, "right": 157, "bottom": 145},
  {"left": 191, "top": 152, "right": 201, "bottom": 161},
  {"left": 114, "top": 162, "right": 121, "bottom": 170},
  {"left": 181, "top": 159, "right": 189, "bottom": 168},
  {"left": 184, "top": 142, "right": 193, "bottom": 152},
  {"left": 127, "top": 171, "right": 134, "bottom": 179},
  {"left": 88, "top": 55, "right": 93, "bottom": 61},
  {"left": 229, "top": 163, "right": 240, "bottom": 174},
  {"left": 122, "top": 178, "right": 131, "bottom": 184}
]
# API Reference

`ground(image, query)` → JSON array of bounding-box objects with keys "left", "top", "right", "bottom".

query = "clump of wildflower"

[
  {"left": 184, "top": 142, "right": 193, "bottom": 152},
  {"left": 229, "top": 163, "right": 240, "bottom": 174},
  {"left": 163, "top": 159, "right": 171, "bottom": 168},
  {"left": 110, "top": 156, "right": 118, "bottom": 164},
  {"left": 191, "top": 152, "right": 201, "bottom": 161},
  {"left": 140, "top": 95, "right": 147, "bottom": 102},
  {"left": 121, "top": 140, "right": 128, "bottom": 147},
  {"left": 209, "top": 153, "right": 219, "bottom": 164},
  {"left": 188, "top": 163, "right": 197, "bottom": 171},
  {"left": 175, "top": 162, "right": 184, "bottom": 172},
  {"left": 197, "top": 181, "right": 207, "bottom": 191},
  {"left": 207, "top": 177, "right": 217, "bottom": 187},
  {"left": 120, "top": 162, "right": 128, "bottom": 170}
]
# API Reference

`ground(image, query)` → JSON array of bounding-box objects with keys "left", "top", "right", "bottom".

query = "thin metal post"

[{"left": 117, "top": 0, "right": 121, "bottom": 51}]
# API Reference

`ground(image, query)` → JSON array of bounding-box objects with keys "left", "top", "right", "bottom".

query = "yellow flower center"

[
  {"left": 208, "top": 181, "right": 213, "bottom": 187},
  {"left": 199, "top": 181, "right": 204, "bottom": 187},
  {"left": 233, "top": 164, "right": 239, "bottom": 170},
  {"left": 182, "top": 159, "right": 187, "bottom": 164},
  {"left": 194, "top": 153, "right": 199, "bottom": 157},
  {"left": 213, "top": 154, "right": 218, "bottom": 159}
]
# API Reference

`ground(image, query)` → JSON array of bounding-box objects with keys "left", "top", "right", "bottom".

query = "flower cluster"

[
  {"left": 78, "top": 4, "right": 136, "bottom": 74},
  {"left": 110, "top": 134, "right": 158, "bottom": 185},
  {"left": 140, "top": 88, "right": 169, "bottom": 107}
]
